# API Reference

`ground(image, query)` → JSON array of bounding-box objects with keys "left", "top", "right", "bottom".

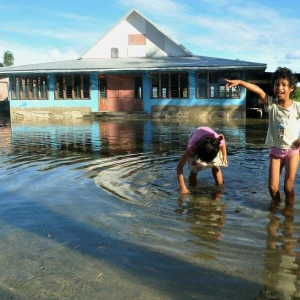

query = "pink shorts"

[{"left": 269, "top": 147, "right": 299, "bottom": 164}]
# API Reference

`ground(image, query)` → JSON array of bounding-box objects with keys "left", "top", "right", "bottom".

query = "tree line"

[{"left": 0, "top": 51, "right": 14, "bottom": 67}]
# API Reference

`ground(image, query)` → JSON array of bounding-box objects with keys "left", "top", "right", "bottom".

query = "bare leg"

[
  {"left": 268, "top": 158, "right": 283, "bottom": 203},
  {"left": 212, "top": 166, "right": 223, "bottom": 185},
  {"left": 283, "top": 153, "right": 299, "bottom": 206},
  {"left": 189, "top": 173, "right": 197, "bottom": 187}
]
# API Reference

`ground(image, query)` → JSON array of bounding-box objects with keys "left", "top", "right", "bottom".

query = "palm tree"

[{"left": 3, "top": 51, "right": 14, "bottom": 67}]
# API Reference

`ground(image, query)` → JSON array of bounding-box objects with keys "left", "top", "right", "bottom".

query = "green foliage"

[
  {"left": 0, "top": 50, "right": 14, "bottom": 67},
  {"left": 3, "top": 50, "right": 14, "bottom": 67},
  {"left": 291, "top": 86, "right": 300, "bottom": 101}
]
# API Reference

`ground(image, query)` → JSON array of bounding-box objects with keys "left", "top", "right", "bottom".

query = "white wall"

[{"left": 81, "top": 11, "right": 189, "bottom": 59}]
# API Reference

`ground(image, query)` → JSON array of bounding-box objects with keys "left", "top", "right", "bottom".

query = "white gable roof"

[{"left": 80, "top": 8, "right": 193, "bottom": 59}]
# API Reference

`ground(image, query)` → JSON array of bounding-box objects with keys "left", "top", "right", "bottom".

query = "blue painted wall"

[
  {"left": 9, "top": 73, "right": 99, "bottom": 111},
  {"left": 143, "top": 70, "right": 247, "bottom": 114},
  {"left": 8, "top": 71, "right": 247, "bottom": 113}
]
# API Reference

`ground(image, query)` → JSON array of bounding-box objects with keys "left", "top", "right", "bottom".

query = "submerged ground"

[{"left": 0, "top": 117, "right": 299, "bottom": 299}]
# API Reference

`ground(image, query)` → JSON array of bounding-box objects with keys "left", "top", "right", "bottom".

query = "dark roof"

[{"left": 0, "top": 56, "right": 266, "bottom": 76}]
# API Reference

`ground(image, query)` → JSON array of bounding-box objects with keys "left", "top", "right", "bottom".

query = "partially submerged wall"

[
  {"left": 151, "top": 105, "right": 246, "bottom": 119},
  {"left": 10, "top": 107, "right": 91, "bottom": 120},
  {"left": 10, "top": 106, "right": 246, "bottom": 120}
]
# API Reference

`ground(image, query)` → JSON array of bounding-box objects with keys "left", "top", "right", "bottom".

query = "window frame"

[
  {"left": 150, "top": 72, "right": 189, "bottom": 99},
  {"left": 196, "top": 71, "right": 241, "bottom": 99},
  {"left": 54, "top": 74, "right": 91, "bottom": 100},
  {"left": 11, "top": 75, "right": 49, "bottom": 100}
]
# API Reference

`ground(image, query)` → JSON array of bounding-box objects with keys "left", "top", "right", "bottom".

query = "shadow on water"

[
  {"left": 0, "top": 194, "right": 260, "bottom": 300},
  {"left": 0, "top": 118, "right": 299, "bottom": 299}
]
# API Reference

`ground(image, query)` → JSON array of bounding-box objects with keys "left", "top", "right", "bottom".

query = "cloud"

[
  {"left": 286, "top": 51, "right": 300, "bottom": 60},
  {"left": 48, "top": 48, "right": 79, "bottom": 62},
  {"left": 53, "top": 11, "right": 99, "bottom": 22},
  {"left": 229, "top": 5, "right": 278, "bottom": 20},
  {"left": 0, "top": 41, "right": 80, "bottom": 66},
  {"left": 1, "top": 25, "right": 99, "bottom": 43}
]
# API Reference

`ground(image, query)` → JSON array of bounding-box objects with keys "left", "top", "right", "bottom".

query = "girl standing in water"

[{"left": 226, "top": 67, "right": 300, "bottom": 206}]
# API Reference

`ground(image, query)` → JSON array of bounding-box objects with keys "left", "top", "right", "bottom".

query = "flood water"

[{"left": 0, "top": 117, "right": 300, "bottom": 300}]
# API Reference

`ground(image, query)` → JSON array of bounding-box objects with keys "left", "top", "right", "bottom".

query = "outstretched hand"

[{"left": 225, "top": 79, "right": 240, "bottom": 88}]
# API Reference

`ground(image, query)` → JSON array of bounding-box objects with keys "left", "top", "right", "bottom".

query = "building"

[{"left": 0, "top": 8, "right": 267, "bottom": 120}]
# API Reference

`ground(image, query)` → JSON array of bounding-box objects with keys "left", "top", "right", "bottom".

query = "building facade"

[{"left": 0, "top": 9, "right": 267, "bottom": 120}]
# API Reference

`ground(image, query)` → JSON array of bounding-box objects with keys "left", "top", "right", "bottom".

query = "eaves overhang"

[{"left": 0, "top": 56, "right": 267, "bottom": 76}]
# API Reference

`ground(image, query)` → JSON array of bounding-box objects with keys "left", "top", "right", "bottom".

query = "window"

[
  {"left": 98, "top": 77, "right": 107, "bottom": 98},
  {"left": 11, "top": 76, "right": 48, "bottom": 100},
  {"left": 82, "top": 75, "right": 90, "bottom": 99},
  {"left": 55, "top": 75, "right": 90, "bottom": 99},
  {"left": 111, "top": 48, "right": 119, "bottom": 58},
  {"left": 150, "top": 73, "right": 189, "bottom": 99},
  {"left": 196, "top": 72, "right": 241, "bottom": 98},
  {"left": 128, "top": 34, "right": 146, "bottom": 45}
]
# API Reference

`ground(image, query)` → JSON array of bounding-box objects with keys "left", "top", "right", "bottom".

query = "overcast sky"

[{"left": 0, "top": 0, "right": 299, "bottom": 73}]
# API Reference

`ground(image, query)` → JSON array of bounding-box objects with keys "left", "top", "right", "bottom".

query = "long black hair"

[{"left": 195, "top": 137, "right": 221, "bottom": 162}]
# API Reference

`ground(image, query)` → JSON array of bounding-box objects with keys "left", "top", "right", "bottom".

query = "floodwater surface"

[{"left": 0, "top": 117, "right": 300, "bottom": 300}]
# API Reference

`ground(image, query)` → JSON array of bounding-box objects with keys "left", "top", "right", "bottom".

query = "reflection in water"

[
  {"left": 176, "top": 188, "right": 226, "bottom": 259},
  {"left": 256, "top": 208, "right": 300, "bottom": 300},
  {"left": 0, "top": 118, "right": 299, "bottom": 299},
  {"left": 98, "top": 121, "right": 145, "bottom": 155},
  {"left": 10, "top": 120, "right": 95, "bottom": 155},
  {"left": 0, "top": 119, "right": 12, "bottom": 155}
]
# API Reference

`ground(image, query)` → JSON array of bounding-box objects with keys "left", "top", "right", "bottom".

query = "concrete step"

[{"left": 87, "top": 111, "right": 151, "bottom": 119}]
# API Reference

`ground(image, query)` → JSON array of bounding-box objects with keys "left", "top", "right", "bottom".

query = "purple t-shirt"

[{"left": 187, "top": 126, "right": 224, "bottom": 153}]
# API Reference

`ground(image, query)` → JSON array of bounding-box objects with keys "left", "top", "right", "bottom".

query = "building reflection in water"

[
  {"left": 98, "top": 121, "right": 145, "bottom": 155},
  {"left": 9, "top": 120, "right": 95, "bottom": 156},
  {"left": 0, "top": 119, "right": 12, "bottom": 154},
  {"left": 256, "top": 208, "right": 300, "bottom": 300},
  {"left": 7, "top": 119, "right": 192, "bottom": 159}
]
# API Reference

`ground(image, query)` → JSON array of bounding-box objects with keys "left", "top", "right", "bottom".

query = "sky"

[{"left": 0, "top": 0, "right": 300, "bottom": 73}]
